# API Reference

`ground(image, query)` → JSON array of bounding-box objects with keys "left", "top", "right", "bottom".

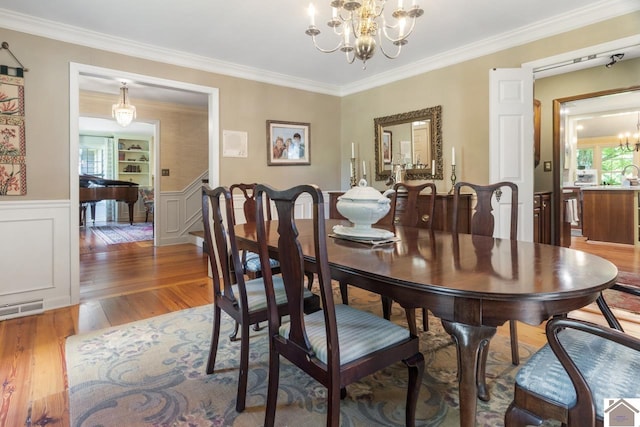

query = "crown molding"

[
  {"left": 1, "top": 0, "right": 638, "bottom": 98},
  {"left": 0, "top": 8, "right": 343, "bottom": 96},
  {"left": 339, "top": 0, "right": 640, "bottom": 96}
]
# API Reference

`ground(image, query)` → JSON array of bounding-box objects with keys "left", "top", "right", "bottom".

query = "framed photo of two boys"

[{"left": 267, "top": 120, "right": 310, "bottom": 166}]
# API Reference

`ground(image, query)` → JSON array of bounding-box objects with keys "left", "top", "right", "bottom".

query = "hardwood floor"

[{"left": 0, "top": 234, "right": 638, "bottom": 427}]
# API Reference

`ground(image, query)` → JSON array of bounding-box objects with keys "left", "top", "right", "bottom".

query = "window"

[
  {"left": 79, "top": 147, "right": 105, "bottom": 176},
  {"left": 576, "top": 148, "right": 593, "bottom": 169},
  {"left": 601, "top": 146, "right": 633, "bottom": 185}
]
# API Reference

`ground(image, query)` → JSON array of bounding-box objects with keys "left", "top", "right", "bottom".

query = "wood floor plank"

[{"left": 0, "top": 317, "right": 36, "bottom": 427}]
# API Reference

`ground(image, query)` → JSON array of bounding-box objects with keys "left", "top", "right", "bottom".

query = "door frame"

[
  {"left": 512, "top": 35, "right": 640, "bottom": 245},
  {"left": 69, "top": 62, "right": 220, "bottom": 304}
]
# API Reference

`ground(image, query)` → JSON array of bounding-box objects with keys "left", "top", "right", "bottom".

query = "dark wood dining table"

[{"left": 234, "top": 219, "right": 618, "bottom": 427}]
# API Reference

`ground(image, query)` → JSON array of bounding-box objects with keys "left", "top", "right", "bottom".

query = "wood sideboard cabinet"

[
  {"left": 328, "top": 191, "right": 471, "bottom": 233},
  {"left": 533, "top": 191, "right": 552, "bottom": 244}
]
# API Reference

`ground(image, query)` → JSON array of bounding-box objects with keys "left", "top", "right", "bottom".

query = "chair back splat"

[
  {"left": 393, "top": 182, "right": 437, "bottom": 228},
  {"left": 453, "top": 181, "right": 518, "bottom": 240},
  {"left": 255, "top": 184, "right": 424, "bottom": 427}
]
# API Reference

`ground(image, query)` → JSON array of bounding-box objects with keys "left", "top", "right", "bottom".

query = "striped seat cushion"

[
  {"left": 279, "top": 304, "right": 411, "bottom": 365},
  {"left": 233, "top": 276, "right": 314, "bottom": 313},
  {"left": 515, "top": 328, "right": 640, "bottom": 417},
  {"left": 244, "top": 251, "right": 279, "bottom": 272}
]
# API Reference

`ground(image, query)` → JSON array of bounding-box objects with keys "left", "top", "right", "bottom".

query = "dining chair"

[
  {"left": 139, "top": 186, "right": 154, "bottom": 223},
  {"left": 254, "top": 183, "right": 424, "bottom": 427},
  {"left": 380, "top": 182, "right": 438, "bottom": 332},
  {"left": 201, "top": 184, "right": 320, "bottom": 413},
  {"left": 452, "top": 181, "right": 520, "bottom": 366},
  {"left": 230, "top": 183, "right": 314, "bottom": 289},
  {"left": 504, "top": 316, "right": 640, "bottom": 427}
]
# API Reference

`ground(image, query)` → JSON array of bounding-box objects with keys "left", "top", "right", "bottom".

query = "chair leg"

[
  {"left": 235, "top": 321, "right": 251, "bottom": 412},
  {"left": 381, "top": 296, "right": 392, "bottom": 320},
  {"left": 264, "top": 351, "right": 280, "bottom": 427},
  {"left": 305, "top": 271, "right": 315, "bottom": 290},
  {"left": 339, "top": 280, "right": 349, "bottom": 305},
  {"left": 206, "top": 305, "right": 222, "bottom": 374},
  {"left": 509, "top": 320, "right": 519, "bottom": 365},
  {"left": 422, "top": 308, "right": 429, "bottom": 331},
  {"left": 340, "top": 387, "right": 347, "bottom": 399},
  {"left": 404, "top": 352, "right": 425, "bottom": 427},
  {"left": 596, "top": 293, "right": 624, "bottom": 331},
  {"left": 229, "top": 320, "right": 240, "bottom": 341},
  {"left": 327, "top": 384, "right": 342, "bottom": 427},
  {"left": 504, "top": 402, "right": 544, "bottom": 427}
]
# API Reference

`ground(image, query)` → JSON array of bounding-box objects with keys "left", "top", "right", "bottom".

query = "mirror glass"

[{"left": 374, "top": 106, "right": 442, "bottom": 181}]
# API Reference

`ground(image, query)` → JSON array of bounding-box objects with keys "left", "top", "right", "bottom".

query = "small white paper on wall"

[{"left": 222, "top": 130, "right": 248, "bottom": 158}]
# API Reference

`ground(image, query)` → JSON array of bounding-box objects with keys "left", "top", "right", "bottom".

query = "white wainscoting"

[
  {"left": 0, "top": 200, "right": 72, "bottom": 320},
  {"left": 157, "top": 171, "right": 208, "bottom": 246}
]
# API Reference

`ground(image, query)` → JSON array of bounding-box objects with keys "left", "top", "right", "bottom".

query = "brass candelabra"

[
  {"left": 448, "top": 165, "right": 457, "bottom": 194},
  {"left": 350, "top": 157, "right": 357, "bottom": 187}
]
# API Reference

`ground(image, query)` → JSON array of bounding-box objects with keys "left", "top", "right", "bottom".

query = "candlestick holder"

[
  {"left": 448, "top": 165, "right": 457, "bottom": 194},
  {"left": 350, "top": 157, "right": 357, "bottom": 187}
]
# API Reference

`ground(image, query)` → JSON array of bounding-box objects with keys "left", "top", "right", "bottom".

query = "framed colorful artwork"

[{"left": 267, "top": 120, "right": 310, "bottom": 166}]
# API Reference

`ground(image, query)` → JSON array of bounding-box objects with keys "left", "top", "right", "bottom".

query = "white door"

[{"left": 489, "top": 68, "right": 534, "bottom": 241}]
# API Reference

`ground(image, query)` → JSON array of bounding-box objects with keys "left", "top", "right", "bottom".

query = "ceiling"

[
  {"left": 1, "top": 0, "right": 639, "bottom": 92},
  {"left": 1, "top": 0, "right": 638, "bottom": 135}
]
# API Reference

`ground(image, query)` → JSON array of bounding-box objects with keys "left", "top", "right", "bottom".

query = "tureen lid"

[{"left": 339, "top": 179, "right": 390, "bottom": 202}]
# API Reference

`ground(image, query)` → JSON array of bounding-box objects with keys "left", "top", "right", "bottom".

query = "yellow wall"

[
  {"left": 0, "top": 27, "right": 342, "bottom": 200},
  {"left": 0, "top": 11, "right": 638, "bottom": 200},
  {"left": 343, "top": 12, "right": 640, "bottom": 192}
]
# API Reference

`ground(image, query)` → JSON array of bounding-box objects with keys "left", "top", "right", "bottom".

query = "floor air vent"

[{"left": 0, "top": 299, "right": 44, "bottom": 320}]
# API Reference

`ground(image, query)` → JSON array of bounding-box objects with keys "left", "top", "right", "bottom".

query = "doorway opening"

[{"left": 69, "top": 63, "right": 219, "bottom": 304}]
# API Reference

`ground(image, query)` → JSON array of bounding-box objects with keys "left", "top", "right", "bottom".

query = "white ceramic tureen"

[{"left": 334, "top": 179, "right": 395, "bottom": 239}]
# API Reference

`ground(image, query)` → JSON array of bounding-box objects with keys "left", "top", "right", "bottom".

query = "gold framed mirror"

[{"left": 374, "top": 106, "right": 442, "bottom": 181}]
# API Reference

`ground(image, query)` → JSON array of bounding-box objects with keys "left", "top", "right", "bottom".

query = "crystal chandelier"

[
  {"left": 618, "top": 112, "right": 640, "bottom": 152},
  {"left": 112, "top": 82, "right": 137, "bottom": 127},
  {"left": 305, "top": 0, "right": 424, "bottom": 67}
]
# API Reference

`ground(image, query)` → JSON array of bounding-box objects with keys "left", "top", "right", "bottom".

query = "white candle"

[
  {"left": 362, "top": 160, "right": 366, "bottom": 175},
  {"left": 432, "top": 159, "right": 435, "bottom": 171},
  {"left": 308, "top": 3, "right": 315, "bottom": 26},
  {"left": 398, "top": 0, "right": 403, "bottom": 9},
  {"left": 351, "top": 142, "right": 355, "bottom": 158},
  {"left": 451, "top": 147, "right": 456, "bottom": 166}
]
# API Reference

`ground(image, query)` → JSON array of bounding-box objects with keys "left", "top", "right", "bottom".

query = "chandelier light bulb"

[{"left": 112, "top": 82, "right": 137, "bottom": 127}]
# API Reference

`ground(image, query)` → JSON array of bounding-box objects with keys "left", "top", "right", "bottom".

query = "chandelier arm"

[
  {"left": 377, "top": 35, "right": 403, "bottom": 60},
  {"left": 310, "top": 34, "right": 345, "bottom": 54},
  {"left": 381, "top": 17, "right": 417, "bottom": 43}
]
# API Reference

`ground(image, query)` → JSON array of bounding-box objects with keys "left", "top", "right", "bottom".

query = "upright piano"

[{"left": 79, "top": 174, "right": 139, "bottom": 225}]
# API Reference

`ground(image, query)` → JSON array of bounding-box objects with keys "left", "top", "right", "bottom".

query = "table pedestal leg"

[{"left": 442, "top": 320, "right": 496, "bottom": 427}]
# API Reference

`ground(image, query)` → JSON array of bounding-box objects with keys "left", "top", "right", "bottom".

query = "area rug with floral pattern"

[{"left": 65, "top": 293, "right": 542, "bottom": 427}]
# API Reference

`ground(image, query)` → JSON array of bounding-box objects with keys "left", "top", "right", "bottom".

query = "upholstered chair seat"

[
  {"left": 505, "top": 317, "right": 640, "bottom": 426},
  {"left": 279, "top": 304, "right": 411, "bottom": 365},
  {"left": 514, "top": 328, "right": 640, "bottom": 417}
]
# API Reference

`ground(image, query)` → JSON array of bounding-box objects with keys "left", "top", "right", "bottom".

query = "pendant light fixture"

[{"left": 112, "top": 82, "right": 136, "bottom": 127}]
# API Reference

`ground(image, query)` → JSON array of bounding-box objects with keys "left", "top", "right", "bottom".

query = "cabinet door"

[{"left": 540, "top": 193, "right": 551, "bottom": 244}]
